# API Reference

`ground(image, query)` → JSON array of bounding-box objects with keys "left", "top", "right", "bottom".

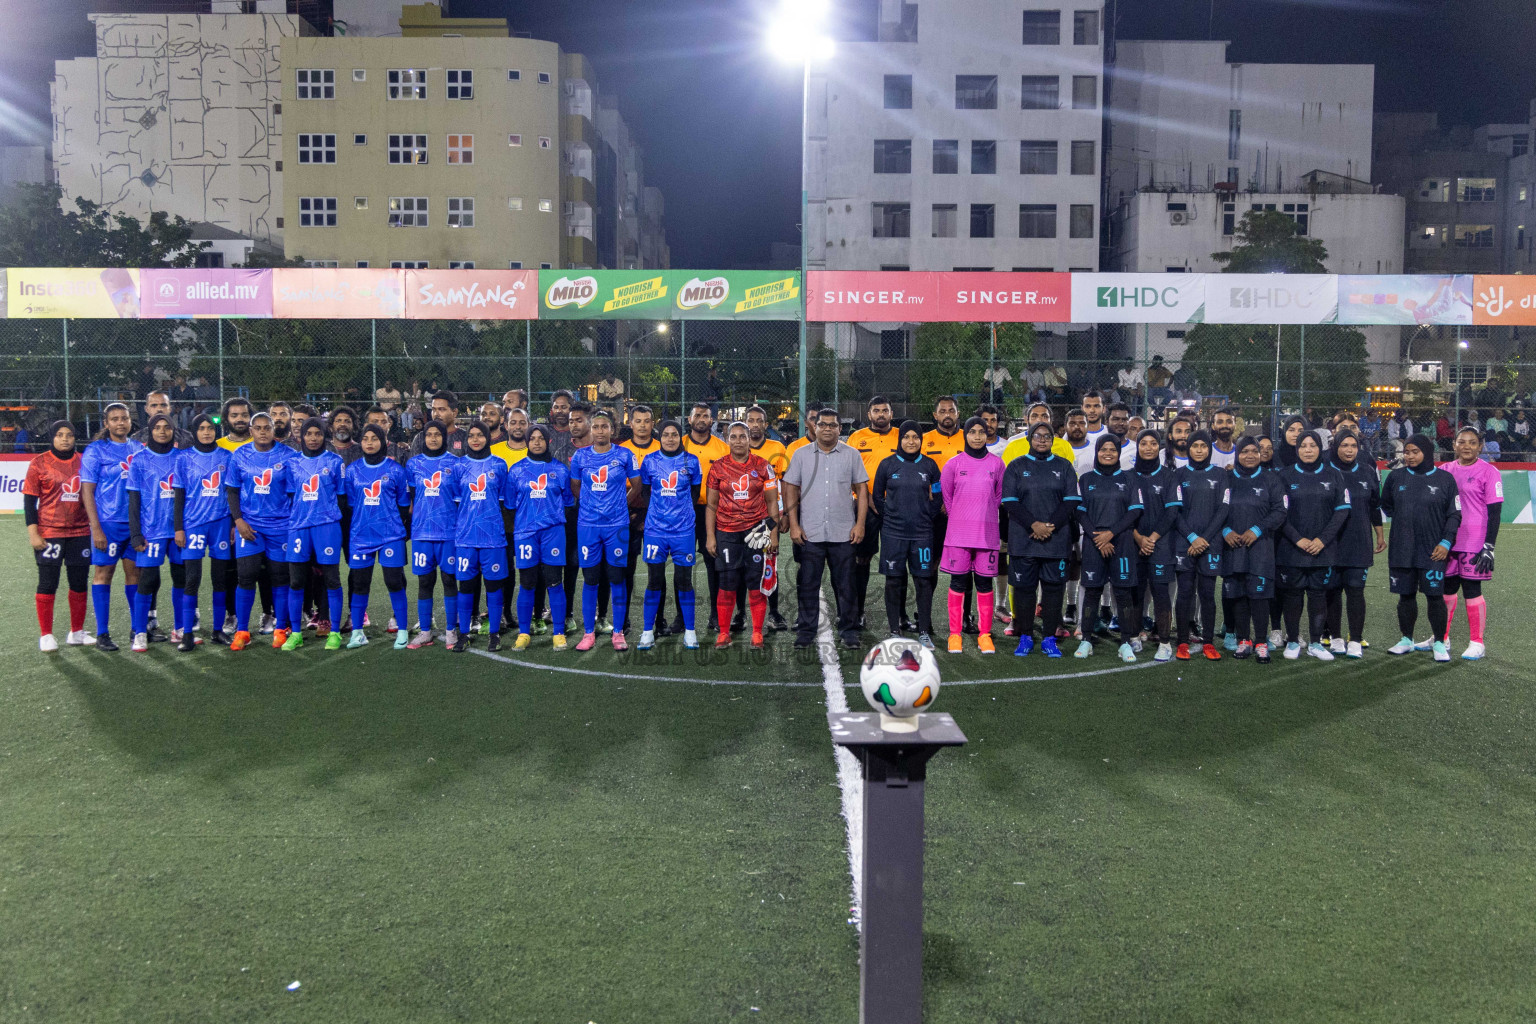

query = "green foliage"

[
  {"left": 0, "top": 183, "right": 204, "bottom": 268},
  {"left": 236, "top": 247, "right": 308, "bottom": 268},
  {"left": 1179, "top": 323, "right": 1370, "bottom": 414},
  {"left": 1211, "top": 209, "right": 1329, "bottom": 273},
  {"left": 909, "top": 322, "right": 1035, "bottom": 416}
]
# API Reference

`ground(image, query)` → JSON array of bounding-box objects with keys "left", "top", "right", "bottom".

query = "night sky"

[{"left": 5, "top": 0, "right": 1536, "bottom": 266}]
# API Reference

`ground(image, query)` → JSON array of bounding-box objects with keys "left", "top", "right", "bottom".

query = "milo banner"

[{"left": 538, "top": 270, "right": 801, "bottom": 320}]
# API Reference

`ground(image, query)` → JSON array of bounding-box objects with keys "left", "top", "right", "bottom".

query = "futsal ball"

[{"left": 859, "top": 638, "right": 941, "bottom": 717}]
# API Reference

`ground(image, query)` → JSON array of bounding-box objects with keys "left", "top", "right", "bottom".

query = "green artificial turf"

[{"left": 4, "top": 520, "right": 1536, "bottom": 1022}]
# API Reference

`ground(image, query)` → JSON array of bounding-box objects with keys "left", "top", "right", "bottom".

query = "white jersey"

[
  {"left": 1084, "top": 424, "right": 1109, "bottom": 448},
  {"left": 1170, "top": 453, "right": 1190, "bottom": 470},
  {"left": 1209, "top": 441, "right": 1238, "bottom": 469},
  {"left": 986, "top": 436, "right": 1008, "bottom": 457},
  {"left": 1118, "top": 440, "right": 1136, "bottom": 470},
  {"left": 1068, "top": 438, "right": 1097, "bottom": 477}
]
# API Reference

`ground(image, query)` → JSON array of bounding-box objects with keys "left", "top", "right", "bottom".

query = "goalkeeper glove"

[
  {"left": 745, "top": 519, "right": 776, "bottom": 550},
  {"left": 1474, "top": 542, "right": 1495, "bottom": 574}
]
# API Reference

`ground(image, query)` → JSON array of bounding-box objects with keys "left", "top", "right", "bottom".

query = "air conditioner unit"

[
  {"left": 564, "top": 81, "right": 576, "bottom": 96},
  {"left": 1169, "top": 211, "right": 1189, "bottom": 225}
]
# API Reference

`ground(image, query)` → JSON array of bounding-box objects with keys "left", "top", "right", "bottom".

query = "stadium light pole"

[
  {"left": 768, "top": 1, "right": 833, "bottom": 425},
  {"left": 628, "top": 322, "right": 669, "bottom": 419},
  {"left": 1456, "top": 333, "right": 1468, "bottom": 428}
]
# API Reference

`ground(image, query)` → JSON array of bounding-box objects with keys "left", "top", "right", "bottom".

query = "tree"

[
  {"left": 0, "top": 183, "right": 204, "bottom": 267},
  {"left": 909, "top": 321, "right": 1034, "bottom": 417},
  {"left": 1210, "top": 209, "right": 1328, "bottom": 273}
]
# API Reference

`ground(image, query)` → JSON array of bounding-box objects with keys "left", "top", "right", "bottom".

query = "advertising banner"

[
  {"left": 138, "top": 269, "right": 273, "bottom": 319},
  {"left": 931, "top": 272, "right": 1071, "bottom": 322},
  {"left": 404, "top": 269, "right": 539, "bottom": 319},
  {"left": 806, "top": 271, "right": 937, "bottom": 322},
  {"left": 271, "top": 268, "right": 405, "bottom": 319},
  {"left": 672, "top": 271, "right": 801, "bottom": 319},
  {"left": 1337, "top": 275, "right": 1472, "bottom": 325},
  {"left": 1202, "top": 274, "right": 1338, "bottom": 324},
  {"left": 538, "top": 270, "right": 671, "bottom": 320},
  {"left": 0, "top": 454, "right": 30, "bottom": 513},
  {"left": 1070, "top": 273, "right": 1207, "bottom": 323},
  {"left": 7, "top": 268, "right": 141, "bottom": 318},
  {"left": 1472, "top": 276, "right": 1536, "bottom": 326}
]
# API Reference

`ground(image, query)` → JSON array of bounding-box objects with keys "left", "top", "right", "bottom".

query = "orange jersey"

[
  {"left": 785, "top": 435, "right": 814, "bottom": 462},
  {"left": 848, "top": 426, "right": 900, "bottom": 484},
  {"left": 707, "top": 453, "right": 776, "bottom": 533},
  {"left": 621, "top": 435, "right": 662, "bottom": 467},
  {"left": 751, "top": 438, "right": 789, "bottom": 478},
  {"left": 922, "top": 429, "right": 965, "bottom": 469},
  {"left": 682, "top": 432, "right": 730, "bottom": 504},
  {"left": 23, "top": 450, "right": 89, "bottom": 536}
]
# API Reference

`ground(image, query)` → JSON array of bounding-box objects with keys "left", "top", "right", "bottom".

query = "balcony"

[
  {"left": 563, "top": 114, "right": 598, "bottom": 149},
  {"left": 565, "top": 175, "right": 597, "bottom": 207},
  {"left": 563, "top": 234, "right": 597, "bottom": 267}
]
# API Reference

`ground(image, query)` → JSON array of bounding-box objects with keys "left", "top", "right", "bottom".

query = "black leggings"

[
  {"left": 37, "top": 561, "right": 90, "bottom": 595},
  {"left": 137, "top": 563, "right": 164, "bottom": 603},
  {"left": 1444, "top": 577, "right": 1482, "bottom": 598},
  {"left": 1229, "top": 595, "right": 1271, "bottom": 644},
  {"left": 887, "top": 574, "right": 936, "bottom": 637},
  {"left": 582, "top": 563, "right": 627, "bottom": 587},
  {"left": 288, "top": 559, "right": 341, "bottom": 591},
  {"left": 645, "top": 561, "right": 693, "bottom": 594},
  {"left": 1325, "top": 586, "right": 1367, "bottom": 643},
  {"left": 180, "top": 556, "right": 230, "bottom": 600},
  {"left": 417, "top": 567, "right": 458, "bottom": 603},
  {"left": 1136, "top": 580, "right": 1172, "bottom": 643},
  {"left": 1281, "top": 586, "right": 1328, "bottom": 645},
  {"left": 236, "top": 553, "right": 288, "bottom": 595},
  {"left": 1176, "top": 573, "right": 1217, "bottom": 644},
  {"left": 349, "top": 564, "right": 406, "bottom": 594},
  {"left": 1011, "top": 581, "right": 1065, "bottom": 639},
  {"left": 1397, "top": 592, "right": 1447, "bottom": 641},
  {"left": 1082, "top": 586, "right": 1136, "bottom": 642}
]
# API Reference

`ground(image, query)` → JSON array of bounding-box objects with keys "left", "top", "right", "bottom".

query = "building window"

[
  {"left": 1222, "top": 201, "right": 1236, "bottom": 235},
  {"left": 1022, "top": 10, "right": 1060, "bottom": 43},
  {"left": 1459, "top": 178, "right": 1497, "bottom": 202},
  {"left": 388, "top": 196, "right": 428, "bottom": 227},
  {"left": 879, "top": 329, "right": 906, "bottom": 359},
  {"left": 1228, "top": 109, "right": 1242, "bottom": 161},
  {"left": 1410, "top": 224, "right": 1446, "bottom": 249},
  {"left": 447, "top": 69, "right": 473, "bottom": 99},
  {"left": 1072, "top": 75, "right": 1097, "bottom": 109},
  {"left": 537, "top": 71, "right": 552, "bottom": 84},
  {"left": 388, "top": 134, "right": 429, "bottom": 165},
  {"left": 932, "top": 203, "right": 957, "bottom": 238},
  {"left": 1516, "top": 135, "right": 1531, "bottom": 158},
  {"left": 1073, "top": 9, "right": 1099, "bottom": 44},
  {"left": 1520, "top": 225, "right": 1527, "bottom": 250},
  {"left": 1020, "top": 140, "right": 1058, "bottom": 174},
  {"left": 1418, "top": 178, "right": 1449, "bottom": 202},
  {"left": 449, "top": 260, "right": 476, "bottom": 269},
  {"left": 1069, "top": 204, "right": 1094, "bottom": 238},
  {"left": 305, "top": 260, "right": 338, "bottom": 268},
  {"left": 508, "top": 69, "right": 521, "bottom": 81},
  {"left": 390, "top": 260, "right": 429, "bottom": 269},
  {"left": 538, "top": 199, "right": 553, "bottom": 213},
  {"left": 971, "top": 140, "right": 996, "bottom": 174},
  {"left": 1019, "top": 204, "right": 1056, "bottom": 238},
  {"left": 299, "top": 197, "right": 337, "bottom": 227},
  {"left": 447, "top": 197, "right": 475, "bottom": 227},
  {"left": 1520, "top": 184, "right": 1530, "bottom": 203},
  {"left": 353, "top": 134, "right": 367, "bottom": 146},
  {"left": 540, "top": 262, "right": 553, "bottom": 269},
  {"left": 1282, "top": 202, "right": 1310, "bottom": 235},
  {"left": 508, "top": 134, "right": 522, "bottom": 147},
  {"left": 883, "top": 74, "right": 912, "bottom": 109},
  {"left": 509, "top": 261, "right": 523, "bottom": 269},
  {"left": 1454, "top": 224, "right": 1495, "bottom": 248},
  {"left": 538, "top": 136, "right": 551, "bottom": 149},
  {"left": 447, "top": 134, "right": 474, "bottom": 164},
  {"left": 933, "top": 139, "right": 959, "bottom": 174},
  {"left": 356, "top": 261, "right": 369, "bottom": 268},
  {"left": 195, "top": 251, "right": 224, "bottom": 268},
  {"left": 508, "top": 197, "right": 523, "bottom": 211},
  {"left": 297, "top": 69, "right": 334, "bottom": 99},
  {"left": 387, "top": 69, "right": 427, "bottom": 100},
  {"left": 352, "top": 69, "right": 366, "bottom": 82},
  {"left": 1020, "top": 75, "right": 1059, "bottom": 110},
  {"left": 873, "top": 139, "right": 912, "bottom": 174},
  {"left": 354, "top": 196, "right": 368, "bottom": 210},
  {"left": 1070, "top": 140, "right": 1095, "bottom": 174},
  {"left": 298, "top": 133, "right": 336, "bottom": 164},
  {"left": 955, "top": 75, "right": 998, "bottom": 109},
  {"left": 873, "top": 202, "right": 911, "bottom": 238},
  {"left": 970, "top": 203, "right": 995, "bottom": 238},
  {"left": 954, "top": 266, "right": 994, "bottom": 272}
]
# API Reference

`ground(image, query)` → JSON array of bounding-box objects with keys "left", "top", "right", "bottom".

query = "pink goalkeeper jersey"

[
  {"left": 1442, "top": 458, "right": 1504, "bottom": 551},
  {"left": 940, "top": 451, "right": 1006, "bottom": 548}
]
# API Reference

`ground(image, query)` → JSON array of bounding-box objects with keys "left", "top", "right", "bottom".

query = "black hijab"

[
  {"left": 299, "top": 416, "right": 328, "bottom": 456},
  {"left": 1132, "top": 428, "right": 1161, "bottom": 475},
  {"left": 1293, "top": 429, "right": 1324, "bottom": 468},
  {"left": 896, "top": 419, "right": 924, "bottom": 461},
  {"left": 962, "top": 416, "right": 988, "bottom": 458},
  {"left": 1277, "top": 416, "right": 1306, "bottom": 467},
  {"left": 1186, "top": 429, "right": 1213, "bottom": 471},
  {"left": 1092, "top": 434, "right": 1122, "bottom": 475},
  {"left": 189, "top": 413, "right": 218, "bottom": 454},
  {"left": 421, "top": 421, "right": 447, "bottom": 457},
  {"left": 143, "top": 414, "right": 175, "bottom": 456},
  {"left": 525, "top": 423, "right": 554, "bottom": 463},
  {"left": 49, "top": 420, "right": 76, "bottom": 460},
  {"left": 360, "top": 424, "right": 390, "bottom": 466}
]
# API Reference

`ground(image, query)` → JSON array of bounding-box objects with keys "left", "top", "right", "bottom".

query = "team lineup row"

[{"left": 21, "top": 391, "right": 1500, "bottom": 665}]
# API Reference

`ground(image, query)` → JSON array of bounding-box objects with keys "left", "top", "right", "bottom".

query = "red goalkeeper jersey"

[
  {"left": 23, "top": 451, "right": 89, "bottom": 536},
  {"left": 708, "top": 453, "right": 775, "bottom": 533}
]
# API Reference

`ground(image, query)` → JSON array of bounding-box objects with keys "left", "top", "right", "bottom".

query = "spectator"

[
  {"left": 1482, "top": 430, "right": 1502, "bottom": 462},
  {"left": 171, "top": 374, "right": 194, "bottom": 427},
  {"left": 1486, "top": 408, "right": 1509, "bottom": 439},
  {"left": 1435, "top": 412, "right": 1454, "bottom": 454},
  {"left": 1359, "top": 408, "right": 1382, "bottom": 458},
  {"left": 783, "top": 408, "right": 869, "bottom": 650},
  {"left": 501, "top": 389, "right": 527, "bottom": 413},
  {"left": 596, "top": 372, "right": 625, "bottom": 406},
  {"left": 1043, "top": 361, "right": 1068, "bottom": 399},
  {"left": 1513, "top": 409, "right": 1531, "bottom": 450},
  {"left": 1022, "top": 362, "right": 1047, "bottom": 402},
  {"left": 1145, "top": 355, "right": 1174, "bottom": 413},
  {"left": 13, "top": 418, "right": 30, "bottom": 453},
  {"left": 1116, "top": 361, "right": 1145, "bottom": 415},
  {"left": 375, "top": 379, "right": 402, "bottom": 414},
  {"left": 701, "top": 368, "right": 723, "bottom": 410},
  {"left": 1170, "top": 361, "right": 1198, "bottom": 402},
  {"left": 982, "top": 363, "right": 1012, "bottom": 404}
]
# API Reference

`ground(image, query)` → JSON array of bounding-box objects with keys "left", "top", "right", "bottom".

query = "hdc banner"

[
  {"left": 404, "top": 269, "right": 539, "bottom": 319},
  {"left": 1201, "top": 274, "right": 1339, "bottom": 324},
  {"left": 1070, "top": 273, "right": 1207, "bottom": 323},
  {"left": 139, "top": 269, "right": 273, "bottom": 318}
]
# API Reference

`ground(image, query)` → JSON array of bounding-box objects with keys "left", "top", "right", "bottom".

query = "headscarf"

[
  {"left": 1092, "top": 433, "right": 1122, "bottom": 475},
  {"left": 1186, "top": 429, "right": 1213, "bottom": 471},
  {"left": 49, "top": 420, "right": 76, "bottom": 458},
  {"left": 1028, "top": 421, "right": 1055, "bottom": 454},
  {"left": 189, "top": 413, "right": 218, "bottom": 453},
  {"left": 1234, "top": 435, "right": 1261, "bottom": 473},
  {"left": 421, "top": 421, "right": 447, "bottom": 457},
  {"left": 464, "top": 421, "right": 492, "bottom": 459},
  {"left": 143, "top": 413, "right": 175, "bottom": 455},
  {"left": 359, "top": 423, "right": 390, "bottom": 465},
  {"left": 1328, "top": 430, "right": 1359, "bottom": 470},
  {"left": 1132, "top": 428, "right": 1161, "bottom": 475},
  {"left": 962, "top": 416, "right": 988, "bottom": 458},
  {"left": 896, "top": 419, "right": 924, "bottom": 461},
  {"left": 525, "top": 423, "right": 554, "bottom": 462},
  {"left": 1403, "top": 434, "right": 1435, "bottom": 468},
  {"left": 1293, "top": 429, "right": 1323, "bottom": 467},
  {"left": 298, "top": 416, "right": 328, "bottom": 455},
  {"left": 1276, "top": 416, "right": 1306, "bottom": 467}
]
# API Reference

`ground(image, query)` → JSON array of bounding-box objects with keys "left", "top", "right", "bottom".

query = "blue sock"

[
  {"left": 417, "top": 598, "right": 433, "bottom": 632},
  {"left": 550, "top": 583, "right": 568, "bottom": 637},
  {"left": 287, "top": 587, "right": 305, "bottom": 632},
  {"left": 643, "top": 588, "right": 662, "bottom": 631},
  {"left": 517, "top": 586, "right": 535, "bottom": 634},
  {"left": 327, "top": 587, "right": 344, "bottom": 629},
  {"left": 350, "top": 593, "right": 368, "bottom": 631},
  {"left": 131, "top": 590, "right": 151, "bottom": 635},
  {"left": 457, "top": 589, "right": 475, "bottom": 634},
  {"left": 181, "top": 591, "right": 198, "bottom": 635},
  {"left": 582, "top": 583, "right": 599, "bottom": 633},
  {"left": 92, "top": 583, "right": 112, "bottom": 636},
  {"left": 211, "top": 587, "right": 227, "bottom": 631},
  {"left": 235, "top": 586, "right": 255, "bottom": 632},
  {"left": 389, "top": 588, "right": 408, "bottom": 630},
  {"left": 171, "top": 587, "right": 186, "bottom": 633},
  {"left": 610, "top": 582, "right": 628, "bottom": 632},
  {"left": 679, "top": 587, "right": 696, "bottom": 631},
  {"left": 124, "top": 583, "right": 138, "bottom": 621},
  {"left": 486, "top": 588, "right": 503, "bottom": 636}
]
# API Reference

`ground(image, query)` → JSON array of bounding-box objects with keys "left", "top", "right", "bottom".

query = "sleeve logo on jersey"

[
  {"left": 588, "top": 465, "right": 609, "bottom": 492},
  {"left": 301, "top": 474, "right": 321, "bottom": 501},
  {"left": 60, "top": 476, "right": 81, "bottom": 502},
  {"left": 731, "top": 473, "right": 751, "bottom": 501},
  {"left": 421, "top": 470, "right": 441, "bottom": 497},
  {"left": 659, "top": 469, "right": 679, "bottom": 498},
  {"left": 362, "top": 479, "right": 382, "bottom": 506},
  {"left": 529, "top": 473, "right": 549, "bottom": 499},
  {"left": 200, "top": 469, "right": 221, "bottom": 497},
  {"left": 468, "top": 472, "right": 489, "bottom": 500},
  {"left": 158, "top": 474, "right": 176, "bottom": 499},
  {"left": 253, "top": 468, "right": 273, "bottom": 495}
]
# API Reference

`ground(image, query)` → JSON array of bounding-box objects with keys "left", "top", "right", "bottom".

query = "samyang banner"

[
  {"left": 404, "top": 269, "right": 539, "bottom": 319},
  {"left": 1070, "top": 273, "right": 1207, "bottom": 323},
  {"left": 1201, "top": 274, "right": 1339, "bottom": 324}
]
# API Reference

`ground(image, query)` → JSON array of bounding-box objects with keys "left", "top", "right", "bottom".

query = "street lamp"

[
  {"left": 1456, "top": 333, "right": 1469, "bottom": 430},
  {"left": 628, "top": 322, "right": 670, "bottom": 418},
  {"left": 767, "top": 0, "right": 833, "bottom": 427}
]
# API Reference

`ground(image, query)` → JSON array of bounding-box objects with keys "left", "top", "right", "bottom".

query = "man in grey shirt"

[{"left": 783, "top": 407, "right": 869, "bottom": 649}]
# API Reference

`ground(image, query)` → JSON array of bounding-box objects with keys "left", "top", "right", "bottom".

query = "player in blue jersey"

[
  {"left": 636, "top": 420, "right": 702, "bottom": 650},
  {"left": 281, "top": 417, "right": 347, "bottom": 651},
  {"left": 506, "top": 424, "right": 575, "bottom": 651},
  {"left": 343, "top": 424, "right": 413, "bottom": 650},
  {"left": 172, "top": 414, "right": 233, "bottom": 650},
  {"left": 79, "top": 403, "right": 146, "bottom": 651},
  {"left": 445, "top": 421, "right": 513, "bottom": 653},
  {"left": 224, "top": 412, "right": 294, "bottom": 650},
  {"left": 124, "top": 415, "right": 182, "bottom": 653},
  {"left": 404, "top": 422, "right": 460, "bottom": 649},
  {"left": 570, "top": 411, "right": 640, "bottom": 651}
]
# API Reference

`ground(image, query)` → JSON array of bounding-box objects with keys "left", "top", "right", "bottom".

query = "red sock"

[
  {"left": 1443, "top": 595, "right": 1458, "bottom": 642},
  {"left": 68, "top": 590, "right": 87, "bottom": 632},
  {"left": 35, "top": 593, "right": 56, "bottom": 637},
  {"left": 1466, "top": 596, "right": 1487, "bottom": 644},
  {"left": 948, "top": 589, "right": 964, "bottom": 634},
  {"left": 716, "top": 591, "right": 736, "bottom": 631},
  {"left": 978, "top": 590, "right": 995, "bottom": 634},
  {"left": 748, "top": 591, "right": 766, "bottom": 634}
]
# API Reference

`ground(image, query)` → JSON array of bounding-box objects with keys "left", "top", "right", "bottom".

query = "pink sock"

[
  {"left": 978, "top": 590, "right": 995, "bottom": 634},
  {"left": 948, "top": 590, "right": 964, "bottom": 635},
  {"left": 1443, "top": 595, "right": 1459, "bottom": 642},
  {"left": 1466, "top": 596, "right": 1486, "bottom": 644}
]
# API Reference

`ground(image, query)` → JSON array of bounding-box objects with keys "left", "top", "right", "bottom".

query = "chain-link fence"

[{"left": 3, "top": 317, "right": 1533, "bottom": 461}]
